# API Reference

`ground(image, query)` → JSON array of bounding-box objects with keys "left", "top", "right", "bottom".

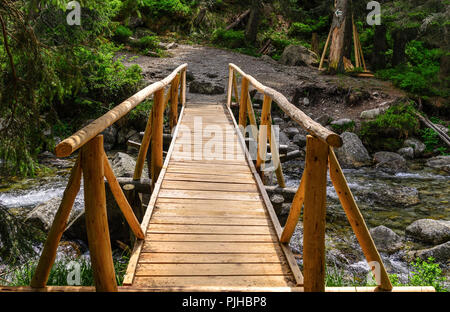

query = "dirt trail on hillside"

[{"left": 119, "top": 44, "right": 406, "bottom": 122}]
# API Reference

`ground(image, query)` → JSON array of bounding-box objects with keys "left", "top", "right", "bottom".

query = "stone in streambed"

[
  {"left": 369, "top": 225, "right": 403, "bottom": 254},
  {"left": 334, "top": 132, "right": 372, "bottom": 168},
  {"left": 406, "top": 219, "right": 450, "bottom": 245},
  {"left": 373, "top": 151, "right": 407, "bottom": 174}
]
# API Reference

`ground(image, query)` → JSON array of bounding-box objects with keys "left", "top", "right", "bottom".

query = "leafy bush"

[
  {"left": 138, "top": 35, "right": 160, "bottom": 50},
  {"left": 114, "top": 25, "right": 132, "bottom": 43},
  {"left": 211, "top": 28, "right": 245, "bottom": 49},
  {"left": 420, "top": 117, "right": 450, "bottom": 155},
  {"left": 288, "top": 16, "right": 328, "bottom": 38},
  {"left": 377, "top": 41, "right": 445, "bottom": 96},
  {"left": 360, "top": 103, "right": 420, "bottom": 152},
  {"left": 408, "top": 257, "right": 447, "bottom": 292},
  {"left": 140, "top": 0, "right": 191, "bottom": 18}
]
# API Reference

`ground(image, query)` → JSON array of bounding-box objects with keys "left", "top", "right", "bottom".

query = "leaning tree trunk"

[
  {"left": 328, "top": 0, "right": 352, "bottom": 73},
  {"left": 245, "top": 0, "right": 262, "bottom": 44}
]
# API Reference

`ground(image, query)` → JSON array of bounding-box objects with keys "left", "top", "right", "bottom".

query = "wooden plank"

[
  {"left": 161, "top": 180, "right": 258, "bottom": 192},
  {"left": 153, "top": 207, "right": 267, "bottom": 218},
  {"left": 145, "top": 233, "right": 276, "bottom": 242},
  {"left": 155, "top": 199, "right": 265, "bottom": 210},
  {"left": 135, "top": 263, "right": 292, "bottom": 276},
  {"left": 168, "top": 164, "right": 250, "bottom": 173},
  {"left": 133, "top": 275, "right": 295, "bottom": 287},
  {"left": 158, "top": 189, "right": 261, "bottom": 201},
  {"left": 166, "top": 167, "right": 252, "bottom": 176},
  {"left": 142, "top": 241, "right": 281, "bottom": 254},
  {"left": 163, "top": 172, "right": 255, "bottom": 184},
  {"left": 146, "top": 224, "right": 275, "bottom": 235},
  {"left": 150, "top": 216, "right": 270, "bottom": 226},
  {"left": 138, "top": 253, "right": 282, "bottom": 264}
]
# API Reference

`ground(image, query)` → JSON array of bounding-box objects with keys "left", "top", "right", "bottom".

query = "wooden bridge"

[{"left": 1, "top": 64, "right": 433, "bottom": 292}]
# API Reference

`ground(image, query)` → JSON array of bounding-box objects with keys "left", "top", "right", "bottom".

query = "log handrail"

[
  {"left": 228, "top": 63, "right": 343, "bottom": 148},
  {"left": 227, "top": 63, "right": 392, "bottom": 292},
  {"left": 55, "top": 63, "right": 188, "bottom": 158}
]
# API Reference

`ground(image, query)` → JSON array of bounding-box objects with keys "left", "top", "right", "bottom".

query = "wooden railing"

[
  {"left": 30, "top": 64, "right": 188, "bottom": 292},
  {"left": 227, "top": 63, "right": 393, "bottom": 292}
]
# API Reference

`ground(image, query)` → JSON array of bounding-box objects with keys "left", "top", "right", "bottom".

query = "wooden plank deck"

[{"left": 123, "top": 103, "right": 303, "bottom": 291}]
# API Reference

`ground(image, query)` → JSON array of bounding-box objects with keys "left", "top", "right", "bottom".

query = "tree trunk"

[
  {"left": 311, "top": 33, "right": 319, "bottom": 55},
  {"left": 371, "top": 24, "right": 388, "bottom": 70},
  {"left": 328, "top": 0, "right": 352, "bottom": 73},
  {"left": 245, "top": 0, "right": 262, "bottom": 44}
]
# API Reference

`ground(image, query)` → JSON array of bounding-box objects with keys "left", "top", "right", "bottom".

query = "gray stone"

[
  {"left": 25, "top": 198, "right": 81, "bottom": 232},
  {"left": 189, "top": 81, "right": 224, "bottom": 95},
  {"left": 292, "top": 134, "right": 307, "bottom": 148},
  {"left": 278, "top": 131, "right": 291, "bottom": 146},
  {"left": 272, "top": 117, "right": 284, "bottom": 124},
  {"left": 111, "top": 152, "right": 136, "bottom": 177},
  {"left": 360, "top": 186, "right": 420, "bottom": 207},
  {"left": 284, "top": 127, "right": 300, "bottom": 139},
  {"left": 279, "top": 45, "right": 318, "bottom": 67},
  {"left": 404, "top": 138, "right": 426, "bottom": 157},
  {"left": 373, "top": 152, "right": 407, "bottom": 174},
  {"left": 330, "top": 119, "right": 355, "bottom": 133},
  {"left": 335, "top": 132, "right": 372, "bottom": 168},
  {"left": 409, "top": 241, "right": 450, "bottom": 265},
  {"left": 270, "top": 194, "right": 284, "bottom": 215},
  {"left": 360, "top": 107, "right": 387, "bottom": 119},
  {"left": 369, "top": 225, "right": 403, "bottom": 254},
  {"left": 315, "top": 115, "right": 332, "bottom": 126},
  {"left": 406, "top": 219, "right": 450, "bottom": 245},
  {"left": 425, "top": 156, "right": 450, "bottom": 173},
  {"left": 101, "top": 125, "right": 118, "bottom": 151},
  {"left": 117, "top": 128, "right": 137, "bottom": 146},
  {"left": 397, "top": 147, "right": 415, "bottom": 159}
]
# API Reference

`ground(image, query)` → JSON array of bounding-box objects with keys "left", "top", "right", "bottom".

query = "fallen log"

[
  {"left": 416, "top": 113, "right": 450, "bottom": 147},
  {"left": 226, "top": 9, "right": 251, "bottom": 30},
  {"left": 105, "top": 177, "right": 152, "bottom": 194},
  {"left": 280, "top": 150, "right": 304, "bottom": 162}
]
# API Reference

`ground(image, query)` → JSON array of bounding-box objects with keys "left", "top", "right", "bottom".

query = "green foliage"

[
  {"left": 360, "top": 103, "right": 420, "bottom": 152},
  {"left": 211, "top": 28, "right": 245, "bottom": 49},
  {"left": 331, "top": 121, "right": 355, "bottom": 133},
  {"left": 128, "top": 99, "right": 153, "bottom": 123},
  {"left": 377, "top": 41, "right": 445, "bottom": 96},
  {"left": 288, "top": 16, "right": 328, "bottom": 38},
  {"left": 420, "top": 118, "right": 450, "bottom": 155},
  {"left": 138, "top": 35, "right": 160, "bottom": 50},
  {"left": 408, "top": 257, "right": 447, "bottom": 292},
  {"left": 7, "top": 254, "right": 129, "bottom": 286},
  {"left": 114, "top": 25, "right": 133, "bottom": 43},
  {"left": 139, "top": 0, "right": 191, "bottom": 18}
]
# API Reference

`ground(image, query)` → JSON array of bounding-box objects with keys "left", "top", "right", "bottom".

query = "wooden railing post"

[
  {"left": 81, "top": 135, "right": 117, "bottom": 292},
  {"left": 181, "top": 69, "right": 186, "bottom": 106},
  {"left": 169, "top": 74, "right": 180, "bottom": 130},
  {"left": 30, "top": 155, "right": 82, "bottom": 288},
  {"left": 239, "top": 77, "right": 249, "bottom": 133},
  {"left": 303, "top": 135, "right": 328, "bottom": 292},
  {"left": 227, "top": 67, "right": 233, "bottom": 107},
  {"left": 151, "top": 89, "right": 165, "bottom": 189}
]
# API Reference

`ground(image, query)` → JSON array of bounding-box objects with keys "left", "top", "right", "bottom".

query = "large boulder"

[
  {"left": 279, "top": 45, "right": 318, "bottom": 67},
  {"left": 397, "top": 147, "right": 414, "bottom": 159},
  {"left": 189, "top": 81, "right": 224, "bottom": 95},
  {"left": 425, "top": 156, "right": 450, "bottom": 173},
  {"left": 406, "top": 219, "right": 450, "bottom": 245},
  {"left": 335, "top": 132, "right": 372, "bottom": 168},
  {"left": 111, "top": 152, "right": 136, "bottom": 177},
  {"left": 369, "top": 225, "right": 403, "bottom": 254},
  {"left": 362, "top": 186, "right": 420, "bottom": 207},
  {"left": 360, "top": 107, "right": 387, "bottom": 119},
  {"left": 409, "top": 241, "right": 450, "bottom": 265},
  {"left": 403, "top": 138, "right": 426, "bottom": 157},
  {"left": 25, "top": 198, "right": 81, "bottom": 232},
  {"left": 373, "top": 152, "right": 407, "bottom": 174}
]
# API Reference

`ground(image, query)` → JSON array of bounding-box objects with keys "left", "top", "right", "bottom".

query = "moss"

[{"left": 359, "top": 103, "right": 420, "bottom": 152}]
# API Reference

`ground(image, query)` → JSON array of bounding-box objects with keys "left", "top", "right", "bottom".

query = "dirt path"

[{"left": 119, "top": 44, "right": 406, "bottom": 122}]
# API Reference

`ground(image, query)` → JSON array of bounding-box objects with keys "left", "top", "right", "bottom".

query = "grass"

[{"left": 5, "top": 253, "right": 129, "bottom": 287}]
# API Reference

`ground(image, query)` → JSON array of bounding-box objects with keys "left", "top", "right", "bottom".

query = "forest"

[{"left": 0, "top": 0, "right": 448, "bottom": 292}]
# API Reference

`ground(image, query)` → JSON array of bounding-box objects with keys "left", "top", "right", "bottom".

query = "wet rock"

[
  {"left": 397, "top": 147, "right": 414, "bottom": 159},
  {"left": 279, "top": 203, "right": 291, "bottom": 227},
  {"left": 335, "top": 132, "right": 372, "bottom": 168},
  {"left": 409, "top": 241, "right": 450, "bottom": 265},
  {"left": 406, "top": 219, "right": 450, "bottom": 245},
  {"left": 111, "top": 152, "right": 136, "bottom": 177},
  {"left": 403, "top": 138, "right": 426, "bottom": 157},
  {"left": 279, "top": 45, "right": 318, "bottom": 67},
  {"left": 362, "top": 186, "right": 420, "bottom": 207},
  {"left": 270, "top": 194, "right": 284, "bottom": 215},
  {"left": 369, "top": 225, "right": 403, "bottom": 254},
  {"left": 292, "top": 134, "right": 307, "bottom": 148},
  {"left": 284, "top": 127, "right": 300, "bottom": 139},
  {"left": 373, "top": 152, "right": 407, "bottom": 174},
  {"left": 189, "top": 81, "right": 224, "bottom": 95},
  {"left": 25, "top": 198, "right": 81, "bottom": 232},
  {"left": 56, "top": 241, "right": 83, "bottom": 259},
  {"left": 425, "top": 156, "right": 450, "bottom": 173}
]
